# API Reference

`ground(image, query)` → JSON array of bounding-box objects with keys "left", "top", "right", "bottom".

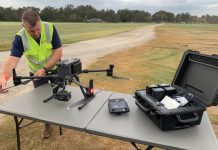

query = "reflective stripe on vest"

[
  {"left": 28, "top": 55, "right": 51, "bottom": 65},
  {"left": 44, "top": 22, "right": 51, "bottom": 43},
  {"left": 20, "top": 29, "right": 30, "bottom": 50}
]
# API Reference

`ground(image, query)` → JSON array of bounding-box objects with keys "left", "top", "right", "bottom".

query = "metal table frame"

[{"left": 13, "top": 116, "right": 63, "bottom": 150}]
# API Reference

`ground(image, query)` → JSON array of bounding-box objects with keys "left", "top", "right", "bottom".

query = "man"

[{"left": 0, "top": 10, "right": 63, "bottom": 138}]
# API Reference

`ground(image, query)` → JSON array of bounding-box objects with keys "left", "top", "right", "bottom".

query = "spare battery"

[
  {"left": 158, "top": 83, "right": 170, "bottom": 88},
  {"left": 163, "top": 86, "right": 177, "bottom": 96},
  {"left": 151, "top": 88, "right": 166, "bottom": 101},
  {"left": 146, "top": 85, "right": 159, "bottom": 94}
]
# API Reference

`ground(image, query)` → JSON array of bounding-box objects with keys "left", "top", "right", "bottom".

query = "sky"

[{"left": 1, "top": 0, "right": 218, "bottom": 16}]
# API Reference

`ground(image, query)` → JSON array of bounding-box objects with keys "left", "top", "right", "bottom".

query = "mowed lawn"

[
  {"left": 0, "top": 22, "right": 148, "bottom": 51},
  {"left": 0, "top": 23, "right": 218, "bottom": 150},
  {"left": 83, "top": 23, "right": 218, "bottom": 92}
]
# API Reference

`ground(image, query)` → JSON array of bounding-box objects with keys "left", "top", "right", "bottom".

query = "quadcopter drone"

[{"left": 3, "top": 58, "right": 129, "bottom": 110}]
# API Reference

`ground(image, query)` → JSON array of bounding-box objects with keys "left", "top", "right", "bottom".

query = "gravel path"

[{"left": 62, "top": 24, "right": 161, "bottom": 66}]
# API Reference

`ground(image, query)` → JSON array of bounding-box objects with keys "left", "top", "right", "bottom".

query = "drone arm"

[
  {"left": 12, "top": 68, "right": 59, "bottom": 86},
  {"left": 17, "top": 74, "right": 58, "bottom": 79},
  {"left": 80, "top": 64, "right": 114, "bottom": 76},
  {"left": 15, "top": 76, "right": 48, "bottom": 80},
  {"left": 70, "top": 78, "right": 88, "bottom": 89},
  {"left": 13, "top": 75, "right": 55, "bottom": 86}
]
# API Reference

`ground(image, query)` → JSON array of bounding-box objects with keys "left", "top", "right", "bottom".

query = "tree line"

[{"left": 0, "top": 5, "right": 218, "bottom": 24}]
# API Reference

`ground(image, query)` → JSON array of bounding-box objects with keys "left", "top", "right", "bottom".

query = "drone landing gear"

[
  {"left": 67, "top": 80, "right": 103, "bottom": 110},
  {"left": 66, "top": 97, "right": 95, "bottom": 110},
  {"left": 67, "top": 90, "right": 103, "bottom": 110}
]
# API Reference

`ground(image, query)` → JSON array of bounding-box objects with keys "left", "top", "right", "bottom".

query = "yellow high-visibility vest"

[{"left": 17, "top": 21, "right": 55, "bottom": 73}]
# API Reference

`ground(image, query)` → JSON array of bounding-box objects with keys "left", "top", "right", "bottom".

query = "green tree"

[
  {"left": 75, "top": 5, "right": 97, "bottom": 22},
  {"left": 117, "top": 9, "right": 133, "bottom": 22},
  {"left": 63, "top": 4, "right": 76, "bottom": 22},
  {"left": 152, "top": 10, "right": 175, "bottom": 23},
  {"left": 0, "top": 6, "right": 4, "bottom": 20},
  {"left": 176, "top": 13, "right": 191, "bottom": 23},
  {"left": 132, "top": 10, "right": 151, "bottom": 22},
  {"left": 40, "top": 6, "right": 59, "bottom": 21},
  {"left": 97, "top": 9, "right": 119, "bottom": 22}
]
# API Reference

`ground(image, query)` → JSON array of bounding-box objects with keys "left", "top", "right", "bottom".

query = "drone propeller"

[
  {"left": 21, "top": 79, "right": 32, "bottom": 85},
  {"left": 0, "top": 79, "right": 33, "bottom": 93},
  {"left": 0, "top": 85, "right": 14, "bottom": 93},
  {"left": 111, "top": 75, "right": 130, "bottom": 80},
  {"left": 106, "top": 64, "right": 130, "bottom": 80},
  {"left": 0, "top": 69, "right": 32, "bottom": 93}
]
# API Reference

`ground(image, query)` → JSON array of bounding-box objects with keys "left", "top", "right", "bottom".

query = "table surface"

[
  {"left": 0, "top": 84, "right": 112, "bottom": 131},
  {"left": 86, "top": 92, "right": 218, "bottom": 150},
  {"left": 0, "top": 84, "right": 217, "bottom": 150}
]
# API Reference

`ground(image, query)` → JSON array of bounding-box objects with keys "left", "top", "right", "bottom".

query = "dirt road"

[{"left": 63, "top": 24, "right": 160, "bottom": 66}]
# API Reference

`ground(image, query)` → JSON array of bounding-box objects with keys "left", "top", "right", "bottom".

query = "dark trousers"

[{"left": 30, "top": 71, "right": 57, "bottom": 127}]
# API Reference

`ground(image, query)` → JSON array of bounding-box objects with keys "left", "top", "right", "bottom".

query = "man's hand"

[
  {"left": 0, "top": 56, "right": 20, "bottom": 93},
  {"left": 34, "top": 68, "right": 46, "bottom": 77},
  {"left": 0, "top": 76, "right": 8, "bottom": 93}
]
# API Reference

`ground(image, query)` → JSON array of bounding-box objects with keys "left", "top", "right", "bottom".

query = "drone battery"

[
  {"left": 108, "top": 98, "right": 130, "bottom": 114},
  {"left": 70, "top": 58, "right": 82, "bottom": 74},
  {"left": 151, "top": 88, "right": 166, "bottom": 101},
  {"left": 57, "top": 58, "right": 82, "bottom": 79},
  {"left": 163, "top": 86, "right": 177, "bottom": 96},
  {"left": 146, "top": 85, "right": 159, "bottom": 94},
  {"left": 158, "top": 83, "right": 170, "bottom": 88}
]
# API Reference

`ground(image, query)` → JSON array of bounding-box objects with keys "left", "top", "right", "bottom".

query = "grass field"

[
  {"left": 0, "top": 22, "right": 148, "bottom": 51},
  {"left": 82, "top": 23, "right": 218, "bottom": 92},
  {"left": 0, "top": 23, "right": 218, "bottom": 150}
]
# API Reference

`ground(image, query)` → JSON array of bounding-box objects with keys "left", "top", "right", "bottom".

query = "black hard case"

[{"left": 134, "top": 50, "right": 218, "bottom": 130}]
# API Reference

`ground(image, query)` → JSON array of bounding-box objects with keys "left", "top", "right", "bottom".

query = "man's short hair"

[{"left": 22, "top": 10, "right": 40, "bottom": 27}]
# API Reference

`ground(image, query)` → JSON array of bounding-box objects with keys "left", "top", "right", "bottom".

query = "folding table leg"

[
  {"left": 130, "top": 142, "right": 155, "bottom": 150},
  {"left": 14, "top": 116, "right": 21, "bottom": 150},
  {"left": 145, "top": 145, "right": 154, "bottom": 150},
  {"left": 59, "top": 127, "right": 62, "bottom": 135},
  {"left": 130, "top": 142, "right": 140, "bottom": 150}
]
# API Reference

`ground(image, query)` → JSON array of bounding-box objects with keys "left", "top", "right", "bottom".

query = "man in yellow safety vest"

[{"left": 0, "top": 10, "right": 63, "bottom": 139}]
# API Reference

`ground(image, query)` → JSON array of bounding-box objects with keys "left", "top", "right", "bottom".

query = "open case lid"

[{"left": 172, "top": 50, "right": 218, "bottom": 106}]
